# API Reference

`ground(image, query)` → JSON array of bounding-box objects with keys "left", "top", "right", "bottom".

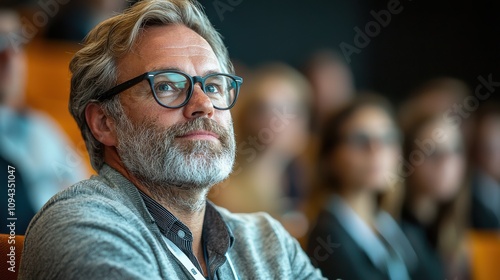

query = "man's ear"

[{"left": 85, "top": 103, "right": 118, "bottom": 147}]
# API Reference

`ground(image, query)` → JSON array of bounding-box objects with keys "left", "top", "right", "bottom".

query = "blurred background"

[
  {"left": 1, "top": 0, "right": 499, "bottom": 279},
  {"left": 202, "top": 0, "right": 500, "bottom": 104}
]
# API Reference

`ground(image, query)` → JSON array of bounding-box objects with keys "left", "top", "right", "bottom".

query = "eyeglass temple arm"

[{"left": 96, "top": 73, "right": 149, "bottom": 102}]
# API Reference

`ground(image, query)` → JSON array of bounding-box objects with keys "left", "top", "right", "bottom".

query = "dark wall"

[{"left": 203, "top": 0, "right": 500, "bottom": 104}]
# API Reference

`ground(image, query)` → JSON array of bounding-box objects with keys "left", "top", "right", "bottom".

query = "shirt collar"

[
  {"left": 138, "top": 189, "right": 181, "bottom": 236},
  {"left": 203, "top": 200, "right": 235, "bottom": 255},
  {"left": 138, "top": 189, "right": 234, "bottom": 255}
]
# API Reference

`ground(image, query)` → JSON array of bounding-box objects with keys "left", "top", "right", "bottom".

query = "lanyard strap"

[
  {"left": 163, "top": 236, "right": 206, "bottom": 280},
  {"left": 162, "top": 236, "right": 238, "bottom": 280}
]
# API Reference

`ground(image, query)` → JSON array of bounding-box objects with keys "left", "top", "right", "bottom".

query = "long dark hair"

[{"left": 402, "top": 113, "right": 469, "bottom": 259}]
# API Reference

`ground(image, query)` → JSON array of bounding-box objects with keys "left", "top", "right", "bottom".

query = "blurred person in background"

[
  {"left": 0, "top": 10, "right": 87, "bottom": 230},
  {"left": 307, "top": 94, "right": 417, "bottom": 280},
  {"left": 303, "top": 49, "right": 355, "bottom": 225},
  {"left": 301, "top": 50, "right": 356, "bottom": 222},
  {"left": 470, "top": 103, "right": 500, "bottom": 229},
  {"left": 400, "top": 114, "right": 469, "bottom": 279},
  {"left": 398, "top": 77, "right": 471, "bottom": 140},
  {"left": 303, "top": 49, "right": 355, "bottom": 131},
  {"left": 210, "top": 63, "right": 312, "bottom": 239}
]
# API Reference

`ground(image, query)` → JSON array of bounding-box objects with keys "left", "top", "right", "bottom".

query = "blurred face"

[
  {"left": 476, "top": 115, "right": 500, "bottom": 181},
  {"left": 112, "top": 25, "right": 236, "bottom": 191},
  {"left": 0, "top": 11, "right": 26, "bottom": 106},
  {"left": 245, "top": 76, "right": 309, "bottom": 157},
  {"left": 417, "top": 90, "right": 463, "bottom": 115},
  {"left": 310, "top": 63, "right": 353, "bottom": 117},
  {"left": 410, "top": 120, "right": 466, "bottom": 201},
  {"left": 328, "top": 106, "right": 400, "bottom": 191}
]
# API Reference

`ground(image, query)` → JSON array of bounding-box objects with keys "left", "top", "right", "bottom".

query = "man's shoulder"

[
  {"left": 214, "top": 205, "right": 279, "bottom": 231},
  {"left": 212, "top": 205, "right": 325, "bottom": 279},
  {"left": 19, "top": 177, "right": 165, "bottom": 280},
  {"left": 28, "top": 175, "right": 143, "bottom": 233},
  {"left": 213, "top": 205, "right": 290, "bottom": 247},
  {"left": 43, "top": 175, "right": 125, "bottom": 208}
]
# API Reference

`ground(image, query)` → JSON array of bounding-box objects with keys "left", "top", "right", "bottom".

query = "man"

[
  {"left": 0, "top": 9, "right": 87, "bottom": 234},
  {"left": 19, "top": 1, "right": 324, "bottom": 279}
]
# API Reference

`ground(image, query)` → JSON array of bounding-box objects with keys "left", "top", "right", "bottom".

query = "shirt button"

[{"left": 177, "top": 230, "right": 185, "bottom": 238}]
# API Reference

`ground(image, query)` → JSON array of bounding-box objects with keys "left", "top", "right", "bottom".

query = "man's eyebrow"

[
  {"left": 149, "top": 66, "right": 182, "bottom": 72},
  {"left": 148, "top": 67, "right": 222, "bottom": 76},
  {"left": 203, "top": 70, "right": 221, "bottom": 76}
]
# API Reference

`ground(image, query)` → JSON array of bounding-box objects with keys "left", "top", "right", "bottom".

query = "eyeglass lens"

[{"left": 152, "top": 72, "right": 237, "bottom": 109}]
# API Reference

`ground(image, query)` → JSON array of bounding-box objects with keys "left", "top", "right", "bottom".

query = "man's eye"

[
  {"left": 155, "top": 82, "right": 186, "bottom": 97},
  {"left": 156, "top": 83, "right": 174, "bottom": 92},
  {"left": 205, "top": 84, "right": 221, "bottom": 94}
]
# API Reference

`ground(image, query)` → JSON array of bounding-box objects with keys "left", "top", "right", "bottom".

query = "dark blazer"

[
  {"left": 471, "top": 195, "right": 500, "bottom": 229},
  {"left": 400, "top": 217, "right": 445, "bottom": 280},
  {"left": 307, "top": 210, "right": 391, "bottom": 280},
  {"left": 470, "top": 172, "right": 500, "bottom": 229}
]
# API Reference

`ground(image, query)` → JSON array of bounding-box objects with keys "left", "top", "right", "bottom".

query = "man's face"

[{"left": 112, "top": 24, "right": 236, "bottom": 191}]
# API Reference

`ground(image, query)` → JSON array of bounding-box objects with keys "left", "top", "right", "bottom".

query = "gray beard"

[{"left": 115, "top": 115, "right": 236, "bottom": 214}]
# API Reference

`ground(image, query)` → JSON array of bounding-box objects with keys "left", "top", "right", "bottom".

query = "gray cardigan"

[{"left": 19, "top": 165, "right": 323, "bottom": 279}]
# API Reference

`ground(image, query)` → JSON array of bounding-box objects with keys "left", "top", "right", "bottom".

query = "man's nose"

[{"left": 182, "top": 84, "right": 214, "bottom": 119}]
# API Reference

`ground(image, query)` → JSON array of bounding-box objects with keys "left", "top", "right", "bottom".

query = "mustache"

[{"left": 168, "top": 118, "right": 230, "bottom": 139}]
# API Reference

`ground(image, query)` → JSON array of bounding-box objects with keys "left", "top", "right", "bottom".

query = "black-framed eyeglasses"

[{"left": 96, "top": 70, "right": 243, "bottom": 110}]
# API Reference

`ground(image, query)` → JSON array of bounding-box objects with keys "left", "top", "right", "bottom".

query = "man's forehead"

[
  {"left": 135, "top": 25, "right": 217, "bottom": 60},
  {"left": 116, "top": 24, "right": 221, "bottom": 76}
]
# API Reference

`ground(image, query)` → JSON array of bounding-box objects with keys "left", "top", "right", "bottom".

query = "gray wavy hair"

[{"left": 69, "top": 0, "right": 233, "bottom": 171}]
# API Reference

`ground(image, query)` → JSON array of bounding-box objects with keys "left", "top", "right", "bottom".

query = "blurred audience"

[
  {"left": 307, "top": 94, "right": 417, "bottom": 280},
  {"left": 303, "top": 49, "right": 355, "bottom": 130},
  {"left": 0, "top": 10, "right": 87, "bottom": 222},
  {"left": 400, "top": 113, "right": 470, "bottom": 279},
  {"left": 470, "top": 103, "right": 500, "bottom": 229},
  {"left": 210, "top": 63, "right": 312, "bottom": 238}
]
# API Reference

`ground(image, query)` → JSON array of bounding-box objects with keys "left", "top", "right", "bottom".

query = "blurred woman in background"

[
  {"left": 209, "top": 63, "right": 312, "bottom": 239},
  {"left": 303, "top": 49, "right": 355, "bottom": 131},
  {"left": 307, "top": 95, "right": 417, "bottom": 280},
  {"left": 469, "top": 103, "right": 500, "bottom": 229},
  {"left": 400, "top": 114, "right": 469, "bottom": 279}
]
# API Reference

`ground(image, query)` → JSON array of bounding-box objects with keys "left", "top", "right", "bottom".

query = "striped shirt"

[{"left": 139, "top": 190, "right": 234, "bottom": 279}]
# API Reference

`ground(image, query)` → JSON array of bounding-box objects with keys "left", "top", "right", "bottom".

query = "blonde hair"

[{"left": 69, "top": 0, "right": 233, "bottom": 171}]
